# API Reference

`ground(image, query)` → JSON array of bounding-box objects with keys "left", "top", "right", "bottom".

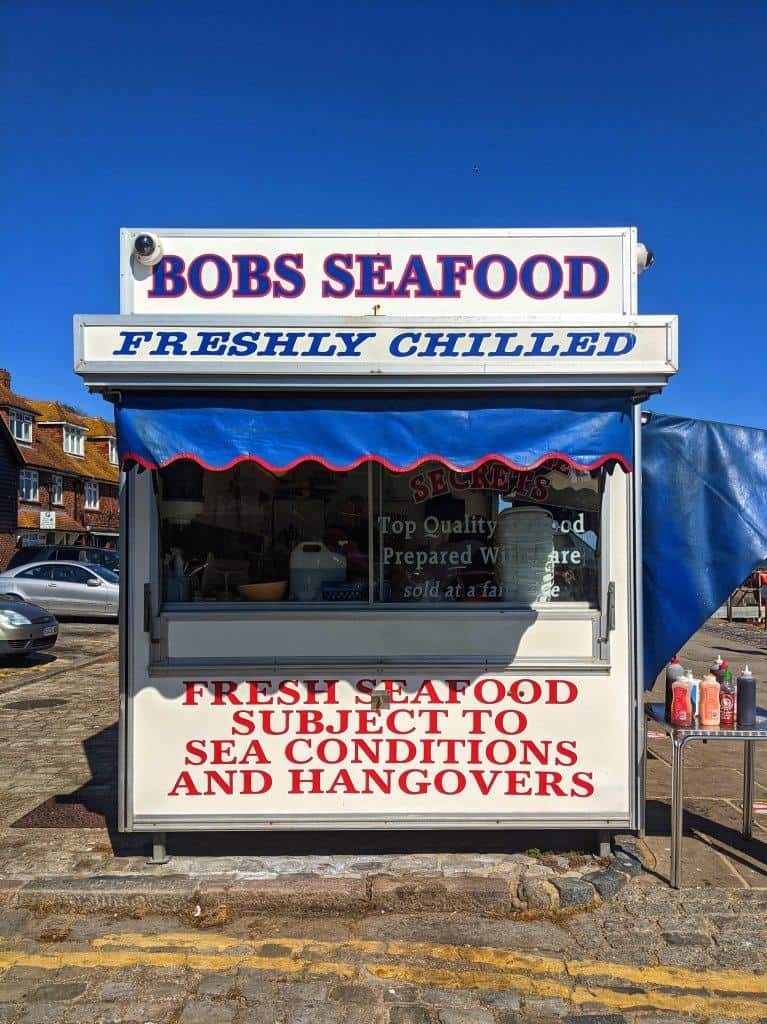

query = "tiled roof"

[
  {"left": 0, "top": 385, "right": 37, "bottom": 415},
  {"left": 31, "top": 399, "right": 94, "bottom": 429},
  {"left": 18, "top": 510, "right": 85, "bottom": 532}
]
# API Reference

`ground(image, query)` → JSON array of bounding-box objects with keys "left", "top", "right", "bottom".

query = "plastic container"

[
  {"left": 719, "top": 671, "right": 736, "bottom": 728},
  {"left": 289, "top": 541, "right": 346, "bottom": 602},
  {"left": 665, "top": 657, "right": 685, "bottom": 721},
  {"left": 494, "top": 508, "right": 554, "bottom": 604},
  {"left": 736, "top": 666, "right": 757, "bottom": 729},
  {"left": 670, "top": 674, "right": 693, "bottom": 728},
  {"left": 710, "top": 655, "right": 724, "bottom": 680},
  {"left": 699, "top": 673, "right": 721, "bottom": 727}
]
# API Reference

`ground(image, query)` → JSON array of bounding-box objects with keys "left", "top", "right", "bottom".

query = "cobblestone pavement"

[
  {"left": 0, "top": 621, "right": 116, "bottom": 695},
  {"left": 1, "top": 886, "right": 767, "bottom": 1023}
]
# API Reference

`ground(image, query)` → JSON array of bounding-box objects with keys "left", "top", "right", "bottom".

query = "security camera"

[
  {"left": 133, "top": 232, "right": 164, "bottom": 267},
  {"left": 636, "top": 242, "right": 655, "bottom": 274}
]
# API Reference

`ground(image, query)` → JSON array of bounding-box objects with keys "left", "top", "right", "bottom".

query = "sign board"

[
  {"left": 20, "top": 532, "right": 45, "bottom": 547},
  {"left": 128, "top": 671, "right": 629, "bottom": 826},
  {"left": 121, "top": 228, "right": 639, "bottom": 317},
  {"left": 39, "top": 511, "right": 56, "bottom": 530},
  {"left": 75, "top": 315, "right": 677, "bottom": 389}
]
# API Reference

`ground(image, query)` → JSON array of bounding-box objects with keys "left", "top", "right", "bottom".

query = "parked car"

[
  {"left": 0, "top": 562, "right": 119, "bottom": 618},
  {"left": 5, "top": 545, "right": 119, "bottom": 574},
  {"left": 0, "top": 597, "right": 58, "bottom": 659}
]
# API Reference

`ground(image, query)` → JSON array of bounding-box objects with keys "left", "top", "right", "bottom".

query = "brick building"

[{"left": 0, "top": 368, "right": 119, "bottom": 570}]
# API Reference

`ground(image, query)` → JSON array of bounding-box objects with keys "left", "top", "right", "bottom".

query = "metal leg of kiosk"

[
  {"left": 670, "top": 736, "right": 686, "bottom": 888},
  {"left": 147, "top": 832, "right": 170, "bottom": 866},
  {"left": 743, "top": 741, "right": 755, "bottom": 840},
  {"left": 597, "top": 830, "right": 611, "bottom": 858}
]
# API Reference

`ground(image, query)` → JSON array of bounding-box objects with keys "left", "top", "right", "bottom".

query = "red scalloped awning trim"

[{"left": 121, "top": 451, "right": 632, "bottom": 474}]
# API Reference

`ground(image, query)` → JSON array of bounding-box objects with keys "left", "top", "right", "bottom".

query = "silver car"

[
  {"left": 0, "top": 597, "right": 58, "bottom": 657},
  {"left": 0, "top": 561, "right": 119, "bottom": 618}
]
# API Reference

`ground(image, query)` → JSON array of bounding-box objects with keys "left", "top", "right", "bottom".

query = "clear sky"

[{"left": 1, "top": 1, "right": 765, "bottom": 427}]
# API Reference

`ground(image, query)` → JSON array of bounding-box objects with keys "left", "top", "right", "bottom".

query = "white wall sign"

[
  {"left": 39, "top": 511, "right": 56, "bottom": 529},
  {"left": 129, "top": 671, "right": 629, "bottom": 825},
  {"left": 121, "top": 228, "right": 639, "bottom": 317},
  {"left": 75, "top": 316, "right": 677, "bottom": 385}
]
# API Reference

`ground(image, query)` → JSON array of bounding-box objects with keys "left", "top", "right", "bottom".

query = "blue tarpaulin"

[
  {"left": 116, "top": 393, "right": 634, "bottom": 474},
  {"left": 642, "top": 413, "right": 767, "bottom": 688}
]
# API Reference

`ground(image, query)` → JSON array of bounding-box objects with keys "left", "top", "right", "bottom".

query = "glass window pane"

[
  {"left": 19, "top": 565, "right": 53, "bottom": 579},
  {"left": 158, "top": 461, "right": 370, "bottom": 604},
  {"left": 376, "top": 460, "right": 603, "bottom": 606}
]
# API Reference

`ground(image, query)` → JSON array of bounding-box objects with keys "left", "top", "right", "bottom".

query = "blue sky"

[{"left": 1, "top": 1, "right": 765, "bottom": 427}]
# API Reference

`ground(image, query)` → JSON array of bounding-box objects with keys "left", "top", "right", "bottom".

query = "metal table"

[{"left": 644, "top": 702, "right": 767, "bottom": 887}]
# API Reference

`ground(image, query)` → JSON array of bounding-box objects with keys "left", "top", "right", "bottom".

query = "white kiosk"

[{"left": 74, "top": 228, "right": 677, "bottom": 858}]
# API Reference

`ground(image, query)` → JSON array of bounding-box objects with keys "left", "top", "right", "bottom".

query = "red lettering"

[
  {"left": 182, "top": 681, "right": 207, "bottom": 705},
  {"left": 571, "top": 771, "right": 595, "bottom": 797},
  {"left": 168, "top": 770, "right": 200, "bottom": 796}
]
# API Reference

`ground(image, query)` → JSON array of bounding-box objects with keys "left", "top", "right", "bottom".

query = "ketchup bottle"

[{"left": 670, "top": 673, "right": 693, "bottom": 728}]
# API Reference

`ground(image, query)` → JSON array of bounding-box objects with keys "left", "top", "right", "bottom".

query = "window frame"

[
  {"left": 108, "top": 437, "right": 118, "bottom": 465},
  {"left": 63, "top": 424, "right": 86, "bottom": 457},
  {"left": 9, "top": 409, "right": 33, "bottom": 444},
  {"left": 84, "top": 480, "right": 100, "bottom": 510},
  {"left": 19, "top": 468, "right": 39, "bottom": 503},
  {"left": 156, "top": 461, "right": 610, "bottom": 616},
  {"left": 50, "top": 474, "right": 64, "bottom": 506}
]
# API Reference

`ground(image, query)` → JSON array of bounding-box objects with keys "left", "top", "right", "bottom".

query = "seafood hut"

[{"left": 74, "top": 228, "right": 679, "bottom": 847}]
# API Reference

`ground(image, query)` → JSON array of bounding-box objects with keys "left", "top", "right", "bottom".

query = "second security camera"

[{"left": 133, "top": 232, "right": 164, "bottom": 267}]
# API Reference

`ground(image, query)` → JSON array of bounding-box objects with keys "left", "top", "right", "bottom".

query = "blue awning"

[
  {"left": 115, "top": 393, "right": 634, "bottom": 474},
  {"left": 643, "top": 413, "right": 767, "bottom": 688}
]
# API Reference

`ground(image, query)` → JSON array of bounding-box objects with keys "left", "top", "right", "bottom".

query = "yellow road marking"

[{"left": 3, "top": 930, "right": 766, "bottom": 1019}]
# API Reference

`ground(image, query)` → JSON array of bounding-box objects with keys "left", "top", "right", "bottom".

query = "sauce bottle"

[
  {"left": 670, "top": 673, "right": 693, "bottom": 728},
  {"left": 719, "top": 660, "right": 730, "bottom": 685},
  {"left": 719, "top": 671, "right": 736, "bottom": 728},
  {"left": 710, "top": 655, "right": 724, "bottom": 680},
  {"left": 688, "top": 671, "right": 700, "bottom": 720},
  {"left": 699, "top": 672, "right": 721, "bottom": 727},
  {"left": 665, "top": 656, "right": 685, "bottom": 721},
  {"left": 736, "top": 666, "right": 757, "bottom": 729}
]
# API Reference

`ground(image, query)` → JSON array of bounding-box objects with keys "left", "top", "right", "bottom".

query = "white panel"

[{"left": 122, "top": 228, "right": 634, "bottom": 317}]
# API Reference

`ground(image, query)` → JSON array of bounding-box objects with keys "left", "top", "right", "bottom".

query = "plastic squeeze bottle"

[
  {"left": 719, "top": 670, "right": 736, "bottom": 728},
  {"left": 736, "top": 666, "right": 757, "bottom": 729},
  {"left": 699, "top": 673, "right": 721, "bottom": 727},
  {"left": 719, "top": 661, "right": 731, "bottom": 688},
  {"left": 688, "top": 671, "right": 700, "bottom": 720},
  {"left": 710, "top": 655, "right": 724, "bottom": 680},
  {"left": 670, "top": 673, "right": 693, "bottom": 728},
  {"left": 665, "top": 656, "right": 685, "bottom": 721}
]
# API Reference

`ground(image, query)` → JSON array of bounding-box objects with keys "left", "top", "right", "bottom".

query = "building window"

[
  {"left": 51, "top": 474, "right": 63, "bottom": 506},
  {"left": 108, "top": 437, "right": 118, "bottom": 465},
  {"left": 63, "top": 425, "right": 85, "bottom": 456},
  {"left": 84, "top": 480, "right": 100, "bottom": 510},
  {"left": 19, "top": 469, "right": 39, "bottom": 502},
  {"left": 9, "top": 410, "right": 33, "bottom": 444}
]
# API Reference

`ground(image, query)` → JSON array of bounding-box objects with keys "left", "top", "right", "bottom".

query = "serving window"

[{"left": 157, "top": 458, "right": 605, "bottom": 609}]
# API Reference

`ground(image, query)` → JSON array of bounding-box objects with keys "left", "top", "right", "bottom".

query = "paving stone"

[
  {"left": 552, "top": 877, "right": 597, "bottom": 909},
  {"left": 279, "top": 1003, "right": 342, "bottom": 1024},
  {"left": 584, "top": 867, "right": 627, "bottom": 900},
  {"left": 521, "top": 996, "right": 569, "bottom": 1016},
  {"left": 63, "top": 1002, "right": 179, "bottom": 1023},
  {"left": 27, "top": 982, "right": 85, "bottom": 1003},
  {"left": 437, "top": 1010, "right": 493, "bottom": 1024},
  {"left": 0, "top": 1006, "right": 18, "bottom": 1024},
  {"left": 518, "top": 876, "right": 558, "bottom": 911},
  {"left": 195, "top": 971, "right": 237, "bottom": 997},
  {"left": 370, "top": 875, "right": 512, "bottom": 914},
  {"left": 477, "top": 991, "right": 522, "bottom": 1012},
  {"left": 328, "top": 983, "right": 381, "bottom": 1006},
  {"left": 660, "top": 929, "right": 711, "bottom": 947},
  {"left": 388, "top": 1008, "right": 435, "bottom": 1024},
  {"left": 563, "top": 1016, "right": 627, "bottom": 1024},
  {"left": 180, "top": 999, "right": 238, "bottom": 1023},
  {"left": 418, "top": 989, "right": 478, "bottom": 1010}
]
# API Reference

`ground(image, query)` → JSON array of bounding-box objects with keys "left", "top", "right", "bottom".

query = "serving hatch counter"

[{"left": 75, "top": 227, "right": 677, "bottom": 837}]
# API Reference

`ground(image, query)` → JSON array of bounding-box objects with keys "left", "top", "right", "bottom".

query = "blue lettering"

[
  {"left": 488, "top": 333, "right": 523, "bottom": 357},
  {"left": 599, "top": 331, "right": 636, "bottom": 357},
  {"left": 322, "top": 253, "right": 354, "bottom": 298},
  {"left": 273, "top": 253, "right": 305, "bottom": 298},
  {"left": 390, "top": 332, "right": 420, "bottom": 357},
  {"left": 227, "top": 332, "right": 260, "bottom": 356},
  {"left": 418, "top": 332, "right": 463, "bottom": 358},
  {"left": 303, "top": 332, "right": 337, "bottom": 357},
  {"left": 188, "top": 254, "right": 232, "bottom": 299},
  {"left": 335, "top": 332, "right": 374, "bottom": 357},
  {"left": 461, "top": 332, "right": 491, "bottom": 357},
  {"left": 520, "top": 255, "right": 563, "bottom": 299},
  {"left": 259, "top": 332, "right": 305, "bottom": 357},
  {"left": 190, "top": 332, "right": 229, "bottom": 356},
  {"left": 524, "top": 332, "right": 559, "bottom": 357},
  {"left": 393, "top": 255, "right": 438, "bottom": 298},
  {"left": 148, "top": 256, "right": 186, "bottom": 298},
  {"left": 150, "top": 332, "right": 189, "bottom": 356},
  {"left": 474, "top": 255, "right": 517, "bottom": 299},
  {"left": 355, "top": 255, "right": 393, "bottom": 297},
  {"left": 232, "top": 255, "right": 271, "bottom": 297},
  {"left": 113, "top": 331, "right": 153, "bottom": 355},
  {"left": 437, "top": 255, "right": 473, "bottom": 297},
  {"left": 562, "top": 331, "right": 599, "bottom": 357},
  {"left": 564, "top": 256, "right": 609, "bottom": 299}
]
